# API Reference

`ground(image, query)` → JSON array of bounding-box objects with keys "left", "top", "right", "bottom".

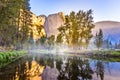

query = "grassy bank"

[
  {"left": 93, "top": 50, "right": 120, "bottom": 57},
  {"left": 88, "top": 50, "right": 120, "bottom": 62},
  {"left": 0, "top": 50, "right": 27, "bottom": 68}
]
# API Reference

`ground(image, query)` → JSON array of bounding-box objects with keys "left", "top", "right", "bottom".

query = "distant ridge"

[
  {"left": 92, "top": 20, "right": 120, "bottom": 43},
  {"left": 95, "top": 20, "right": 120, "bottom": 23}
]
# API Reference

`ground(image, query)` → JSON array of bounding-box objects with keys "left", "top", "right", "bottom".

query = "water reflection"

[
  {"left": 95, "top": 61, "right": 104, "bottom": 80},
  {"left": 58, "top": 57, "right": 94, "bottom": 80},
  {"left": 0, "top": 54, "right": 120, "bottom": 80}
]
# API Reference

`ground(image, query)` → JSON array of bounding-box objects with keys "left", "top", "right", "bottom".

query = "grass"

[
  {"left": 91, "top": 50, "right": 120, "bottom": 62},
  {"left": 93, "top": 50, "right": 120, "bottom": 55},
  {"left": 0, "top": 50, "right": 27, "bottom": 68},
  {"left": 108, "top": 50, "right": 120, "bottom": 55}
]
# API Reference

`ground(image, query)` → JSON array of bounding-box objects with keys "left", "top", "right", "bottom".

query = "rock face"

[
  {"left": 31, "top": 14, "right": 46, "bottom": 40},
  {"left": 92, "top": 21, "right": 120, "bottom": 43},
  {"left": 44, "top": 12, "right": 65, "bottom": 37}
]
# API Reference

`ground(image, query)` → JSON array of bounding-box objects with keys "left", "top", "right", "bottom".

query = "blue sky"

[{"left": 30, "top": 0, "right": 120, "bottom": 22}]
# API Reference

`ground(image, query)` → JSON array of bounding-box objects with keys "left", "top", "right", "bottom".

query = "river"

[{"left": 0, "top": 53, "right": 120, "bottom": 80}]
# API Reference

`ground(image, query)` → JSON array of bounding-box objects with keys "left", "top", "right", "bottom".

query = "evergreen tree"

[
  {"left": 56, "top": 33, "right": 63, "bottom": 45},
  {"left": 29, "top": 31, "right": 34, "bottom": 45},
  {"left": 18, "top": 0, "right": 32, "bottom": 49},
  {"left": 0, "top": 0, "right": 32, "bottom": 49},
  {"left": 114, "top": 42, "right": 118, "bottom": 49},
  {"left": 39, "top": 36, "right": 47, "bottom": 46},
  {"left": 94, "top": 29, "right": 103, "bottom": 49},
  {"left": 0, "top": 0, "right": 23, "bottom": 47},
  {"left": 47, "top": 35, "right": 55, "bottom": 49}
]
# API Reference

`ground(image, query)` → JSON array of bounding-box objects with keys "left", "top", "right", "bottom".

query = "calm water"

[{"left": 0, "top": 53, "right": 120, "bottom": 80}]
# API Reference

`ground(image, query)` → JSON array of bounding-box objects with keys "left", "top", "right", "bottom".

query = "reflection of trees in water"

[
  {"left": 33, "top": 55, "right": 94, "bottom": 80},
  {"left": 95, "top": 61, "right": 104, "bottom": 80},
  {"left": 0, "top": 56, "right": 44, "bottom": 80},
  {"left": 78, "top": 59, "right": 94, "bottom": 80},
  {"left": 0, "top": 57, "right": 29, "bottom": 80},
  {"left": 15, "top": 58, "right": 44, "bottom": 80},
  {"left": 0, "top": 54, "right": 108, "bottom": 80},
  {"left": 58, "top": 56, "right": 94, "bottom": 80}
]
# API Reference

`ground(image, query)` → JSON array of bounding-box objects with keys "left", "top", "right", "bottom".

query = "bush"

[{"left": 0, "top": 51, "right": 27, "bottom": 68}]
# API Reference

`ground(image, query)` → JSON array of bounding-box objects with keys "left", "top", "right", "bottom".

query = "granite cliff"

[
  {"left": 31, "top": 14, "right": 46, "bottom": 40},
  {"left": 33, "top": 11, "right": 120, "bottom": 43},
  {"left": 44, "top": 12, "right": 65, "bottom": 37}
]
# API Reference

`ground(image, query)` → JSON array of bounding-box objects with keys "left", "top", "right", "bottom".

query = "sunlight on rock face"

[
  {"left": 31, "top": 14, "right": 46, "bottom": 40},
  {"left": 18, "top": 9, "right": 46, "bottom": 40},
  {"left": 15, "top": 60, "right": 44, "bottom": 80}
]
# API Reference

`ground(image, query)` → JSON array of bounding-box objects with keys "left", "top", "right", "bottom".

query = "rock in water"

[{"left": 44, "top": 12, "right": 65, "bottom": 37}]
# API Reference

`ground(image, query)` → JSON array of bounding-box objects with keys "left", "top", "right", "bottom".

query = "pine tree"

[
  {"left": 56, "top": 33, "right": 63, "bottom": 45},
  {"left": 47, "top": 35, "right": 55, "bottom": 49},
  {"left": 0, "top": 0, "right": 32, "bottom": 49},
  {"left": 0, "top": 0, "right": 23, "bottom": 47},
  {"left": 29, "top": 31, "right": 34, "bottom": 45},
  {"left": 18, "top": 0, "right": 32, "bottom": 49},
  {"left": 94, "top": 29, "right": 103, "bottom": 49}
]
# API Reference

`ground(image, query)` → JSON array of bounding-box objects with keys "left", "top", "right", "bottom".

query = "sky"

[{"left": 30, "top": 0, "right": 120, "bottom": 22}]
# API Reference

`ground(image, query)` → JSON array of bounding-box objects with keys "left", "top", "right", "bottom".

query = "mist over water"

[{"left": 28, "top": 44, "right": 71, "bottom": 55}]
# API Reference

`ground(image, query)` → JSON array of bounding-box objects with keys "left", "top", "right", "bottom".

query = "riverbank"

[
  {"left": 28, "top": 49, "right": 120, "bottom": 57},
  {"left": 70, "top": 50, "right": 120, "bottom": 62},
  {"left": 0, "top": 50, "right": 27, "bottom": 68},
  {"left": 1, "top": 49, "right": 119, "bottom": 68}
]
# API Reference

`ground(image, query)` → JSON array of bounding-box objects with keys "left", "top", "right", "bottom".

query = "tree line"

[
  {"left": 38, "top": 9, "right": 119, "bottom": 50},
  {"left": 0, "top": 1, "right": 119, "bottom": 50},
  {"left": 38, "top": 10, "right": 95, "bottom": 49}
]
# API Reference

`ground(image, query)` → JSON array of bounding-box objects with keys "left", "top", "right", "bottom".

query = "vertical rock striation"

[
  {"left": 44, "top": 12, "right": 65, "bottom": 37},
  {"left": 31, "top": 14, "right": 46, "bottom": 40}
]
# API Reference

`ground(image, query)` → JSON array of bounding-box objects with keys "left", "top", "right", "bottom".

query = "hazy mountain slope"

[{"left": 92, "top": 21, "right": 120, "bottom": 43}]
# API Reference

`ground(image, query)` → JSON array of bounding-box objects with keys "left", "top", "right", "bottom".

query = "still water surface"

[{"left": 0, "top": 53, "right": 120, "bottom": 80}]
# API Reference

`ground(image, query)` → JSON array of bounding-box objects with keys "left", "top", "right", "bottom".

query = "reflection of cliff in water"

[{"left": 0, "top": 56, "right": 45, "bottom": 80}]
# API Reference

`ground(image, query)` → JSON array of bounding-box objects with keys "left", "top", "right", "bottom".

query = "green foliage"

[
  {"left": 94, "top": 29, "right": 103, "bottom": 49},
  {"left": 47, "top": 35, "right": 55, "bottom": 46},
  {"left": 56, "top": 33, "right": 63, "bottom": 45},
  {"left": 38, "top": 36, "right": 47, "bottom": 45},
  {"left": 0, "top": 51, "right": 27, "bottom": 68},
  {"left": 0, "top": 0, "right": 22, "bottom": 46},
  {"left": 28, "top": 31, "right": 34, "bottom": 45},
  {"left": 0, "top": 0, "right": 32, "bottom": 49},
  {"left": 57, "top": 10, "right": 94, "bottom": 48}
]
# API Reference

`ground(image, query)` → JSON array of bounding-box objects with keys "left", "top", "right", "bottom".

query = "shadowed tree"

[
  {"left": 47, "top": 35, "right": 55, "bottom": 49},
  {"left": 94, "top": 29, "right": 103, "bottom": 49},
  {"left": 56, "top": 33, "right": 63, "bottom": 46},
  {"left": 0, "top": 0, "right": 32, "bottom": 49},
  {"left": 96, "top": 61, "right": 104, "bottom": 80}
]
